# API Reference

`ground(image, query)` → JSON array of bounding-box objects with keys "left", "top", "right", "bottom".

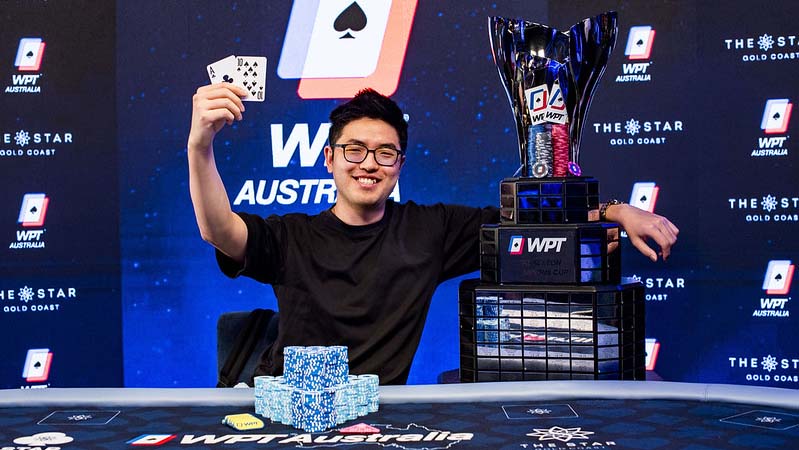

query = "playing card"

[
  {"left": 206, "top": 55, "right": 238, "bottom": 84},
  {"left": 289, "top": 0, "right": 392, "bottom": 79},
  {"left": 234, "top": 56, "right": 267, "bottom": 102}
]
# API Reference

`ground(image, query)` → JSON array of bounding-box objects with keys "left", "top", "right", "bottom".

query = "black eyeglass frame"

[{"left": 332, "top": 143, "right": 404, "bottom": 167}]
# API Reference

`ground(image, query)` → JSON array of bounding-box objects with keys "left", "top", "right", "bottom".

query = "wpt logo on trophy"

[
  {"left": 5, "top": 37, "right": 45, "bottom": 94},
  {"left": 629, "top": 182, "right": 659, "bottom": 213},
  {"left": 616, "top": 26, "right": 654, "bottom": 83},
  {"left": 277, "top": 0, "right": 417, "bottom": 99},
  {"left": 507, "top": 236, "right": 567, "bottom": 255},
  {"left": 527, "top": 83, "right": 568, "bottom": 126},
  {"left": 763, "top": 260, "right": 794, "bottom": 296},
  {"left": 752, "top": 99, "right": 792, "bottom": 157}
]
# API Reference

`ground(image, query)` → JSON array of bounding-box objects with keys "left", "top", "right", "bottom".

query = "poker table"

[{"left": 1, "top": 381, "right": 798, "bottom": 449}]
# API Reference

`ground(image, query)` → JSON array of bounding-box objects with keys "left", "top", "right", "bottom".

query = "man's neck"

[{"left": 331, "top": 202, "right": 386, "bottom": 226}]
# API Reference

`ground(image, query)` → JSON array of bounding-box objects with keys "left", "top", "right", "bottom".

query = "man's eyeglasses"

[{"left": 333, "top": 143, "right": 403, "bottom": 167}]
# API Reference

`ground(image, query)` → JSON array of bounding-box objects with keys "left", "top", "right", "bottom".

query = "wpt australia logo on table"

[{"left": 128, "top": 423, "right": 474, "bottom": 448}]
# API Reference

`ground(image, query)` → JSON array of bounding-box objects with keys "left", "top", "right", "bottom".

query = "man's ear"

[{"left": 324, "top": 145, "right": 334, "bottom": 174}]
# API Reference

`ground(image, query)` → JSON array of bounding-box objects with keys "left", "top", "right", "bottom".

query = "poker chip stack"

[{"left": 253, "top": 346, "right": 379, "bottom": 432}]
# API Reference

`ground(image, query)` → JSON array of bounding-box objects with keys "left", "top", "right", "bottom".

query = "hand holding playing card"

[
  {"left": 188, "top": 83, "right": 247, "bottom": 153},
  {"left": 207, "top": 54, "right": 267, "bottom": 102}
]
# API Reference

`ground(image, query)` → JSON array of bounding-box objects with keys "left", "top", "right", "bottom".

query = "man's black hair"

[{"left": 328, "top": 88, "right": 408, "bottom": 152}]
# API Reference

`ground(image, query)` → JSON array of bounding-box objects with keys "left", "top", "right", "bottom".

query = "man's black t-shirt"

[{"left": 216, "top": 200, "right": 499, "bottom": 384}]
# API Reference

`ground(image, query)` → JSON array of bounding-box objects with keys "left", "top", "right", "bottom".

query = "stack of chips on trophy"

[
  {"left": 459, "top": 12, "right": 647, "bottom": 382},
  {"left": 253, "top": 346, "right": 379, "bottom": 432}
]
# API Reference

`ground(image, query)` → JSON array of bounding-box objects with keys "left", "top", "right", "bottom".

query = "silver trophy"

[{"left": 489, "top": 12, "right": 617, "bottom": 177}]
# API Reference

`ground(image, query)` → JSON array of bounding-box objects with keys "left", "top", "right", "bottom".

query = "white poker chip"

[{"left": 532, "top": 161, "right": 549, "bottom": 178}]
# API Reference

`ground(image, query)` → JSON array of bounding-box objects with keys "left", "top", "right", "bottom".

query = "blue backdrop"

[{"left": 1, "top": 0, "right": 797, "bottom": 389}]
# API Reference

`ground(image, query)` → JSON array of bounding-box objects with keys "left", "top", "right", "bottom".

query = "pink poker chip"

[{"left": 568, "top": 162, "right": 582, "bottom": 176}]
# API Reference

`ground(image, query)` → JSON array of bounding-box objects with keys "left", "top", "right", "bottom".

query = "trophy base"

[
  {"left": 500, "top": 176, "right": 600, "bottom": 224},
  {"left": 458, "top": 279, "right": 645, "bottom": 382},
  {"left": 480, "top": 222, "right": 620, "bottom": 285}
]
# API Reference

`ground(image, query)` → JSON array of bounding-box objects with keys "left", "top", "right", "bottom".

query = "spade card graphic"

[
  {"left": 235, "top": 56, "right": 267, "bottom": 102},
  {"left": 630, "top": 182, "right": 659, "bottom": 213},
  {"left": 508, "top": 236, "right": 524, "bottom": 255},
  {"left": 762, "top": 260, "right": 794, "bottom": 294},
  {"left": 761, "top": 99, "right": 792, "bottom": 134},
  {"left": 207, "top": 55, "right": 238, "bottom": 84},
  {"left": 291, "top": 0, "right": 392, "bottom": 78},
  {"left": 15, "top": 38, "right": 46, "bottom": 71},
  {"left": 528, "top": 86, "right": 548, "bottom": 113},
  {"left": 23, "top": 348, "right": 52, "bottom": 382},
  {"left": 625, "top": 26, "right": 654, "bottom": 59},
  {"left": 18, "top": 193, "right": 49, "bottom": 227}
]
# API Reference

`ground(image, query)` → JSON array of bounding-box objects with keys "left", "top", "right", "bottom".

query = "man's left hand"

[{"left": 605, "top": 203, "right": 679, "bottom": 262}]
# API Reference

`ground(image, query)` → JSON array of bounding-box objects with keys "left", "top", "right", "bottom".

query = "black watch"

[{"left": 599, "top": 199, "right": 625, "bottom": 221}]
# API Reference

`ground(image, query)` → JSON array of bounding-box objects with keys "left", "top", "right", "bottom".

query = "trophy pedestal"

[
  {"left": 500, "top": 177, "right": 600, "bottom": 224},
  {"left": 480, "top": 222, "right": 620, "bottom": 284},
  {"left": 459, "top": 279, "right": 645, "bottom": 382},
  {"left": 460, "top": 175, "right": 645, "bottom": 382}
]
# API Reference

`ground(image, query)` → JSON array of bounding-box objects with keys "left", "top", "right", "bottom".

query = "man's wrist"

[{"left": 599, "top": 199, "right": 625, "bottom": 221}]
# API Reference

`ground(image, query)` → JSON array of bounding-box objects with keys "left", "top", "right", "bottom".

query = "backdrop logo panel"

[
  {"left": 591, "top": 118, "right": 683, "bottom": 147},
  {"left": 232, "top": 123, "right": 400, "bottom": 207},
  {"left": 616, "top": 25, "right": 655, "bottom": 83},
  {"left": 9, "top": 193, "right": 49, "bottom": 250},
  {"left": 278, "top": 0, "right": 417, "bottom": 99},
  {"left": 753, "top": 260, "right": 793, "bottom": 318},
  {"left": 22, "top": 348, "right": 52, "bottom": 383},
  {"left": 723, "top": 33, "right": 799, "bottom": 63},
  {"left": 752, "top": 98, "right": 792, "bottom": 157},
  {"left": 727, "top": 193, "right": 799, "bottom": 223},
  {"left": 629, "top": 274, "right": 684, "bottom": 303},
  {"left": 1, "top": 285, "right": 77, "bottom": 314},
  {"left": 0, "top": 129, "right": 74, "bottom": 159},
  {"left": 728, "top": 354, "right": 799, "bottom": 386},
  {"left": 5, "top": 37, "right": 45, "bottom": 94}
]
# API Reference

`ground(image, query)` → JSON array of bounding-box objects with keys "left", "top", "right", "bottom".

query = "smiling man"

[{"left": 187, "top": 85, "right": 678, "bottom": 385}]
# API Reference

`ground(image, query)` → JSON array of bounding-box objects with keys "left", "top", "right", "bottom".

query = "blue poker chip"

[{"left": 568, "top": 161, "right": 582, "bottom": 176}]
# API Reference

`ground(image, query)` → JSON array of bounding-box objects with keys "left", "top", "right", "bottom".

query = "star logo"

[
  {"left": 756, "top": 416, "right": 782, "bottom": 423},
  {"left": 526, "top": 426, "right": 595, "bottom": 442}
]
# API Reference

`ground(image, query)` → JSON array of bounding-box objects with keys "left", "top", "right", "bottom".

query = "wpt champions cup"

[{"left": 460, "top": 12, "right": 647, "bottom": 383}]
